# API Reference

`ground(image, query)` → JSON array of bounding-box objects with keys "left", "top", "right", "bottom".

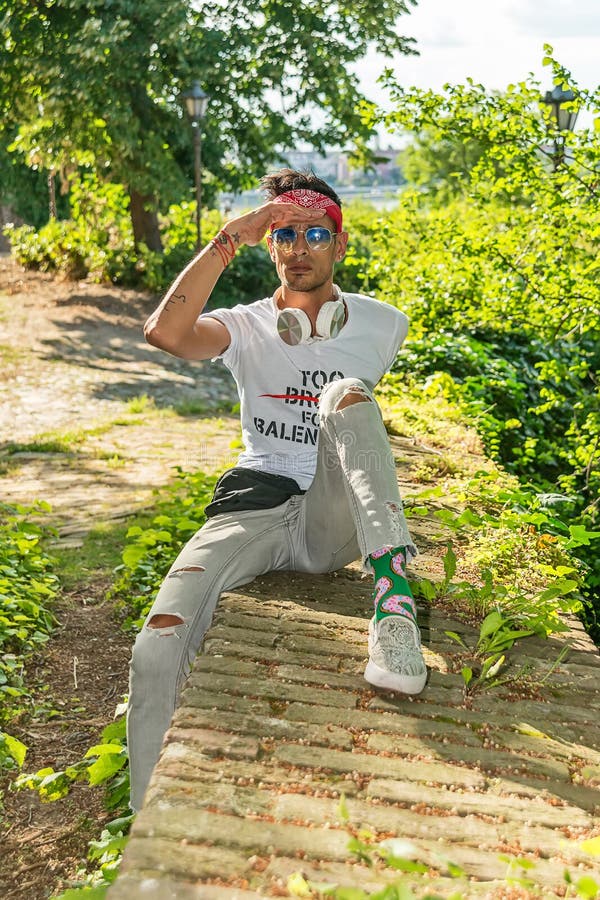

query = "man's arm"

[{"left": 143, "top": 201, "right": 323, "bottom": 361}]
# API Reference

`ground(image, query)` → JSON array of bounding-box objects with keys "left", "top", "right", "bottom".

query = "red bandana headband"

[{"left": 272, "top": 189, "right": 343, "bottom": 232}]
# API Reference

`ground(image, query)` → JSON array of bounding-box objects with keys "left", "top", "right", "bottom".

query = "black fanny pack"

[{"left": 204, "top": 467, "right": 305, "bottom": 518}]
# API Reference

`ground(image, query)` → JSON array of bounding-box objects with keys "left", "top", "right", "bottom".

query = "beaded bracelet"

[{"left": 209, "top": 229, "right": 237, "bottom": 267}]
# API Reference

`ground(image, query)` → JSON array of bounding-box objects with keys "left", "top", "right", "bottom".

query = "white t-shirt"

[{"left": 206, "top": 291, "right": 408, "bottom": 489}]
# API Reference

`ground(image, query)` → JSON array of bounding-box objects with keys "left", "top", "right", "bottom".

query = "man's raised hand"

[{"left": 223, "top": 201, "right": 323, "bottom": 247}]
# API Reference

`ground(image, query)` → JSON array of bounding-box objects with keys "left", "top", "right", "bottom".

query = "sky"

[{"left": 359, "top": 0, "right": 600, "bottom": 127}]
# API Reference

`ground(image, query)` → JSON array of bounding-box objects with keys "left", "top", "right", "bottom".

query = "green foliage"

[
  {"left": 52, "top": 809, "right": 134, "bottom": 898},
  {"left": 0, "top": 502, "right": 59, "bottom": 717},
  {"left": 355, "top": 59, "right": 600, "bottom": 641},
  {"left": 1, "top": 0, "right": 418, "bottom": 234},
  {"left": 6, "top": 183, "right": 274, "bottom": 303},
  {"left": 13, "top": 468, "right": 217, "bottom": 891},
  {"left": 15, "top": 712, "right": 129, "bottom": 808},
  {"left": 55, "top": 888, "right": 109, "bottom": 900},
  {"left": 0, "top": 729, "right": 28, "bottom": 770},
  {"left": 110, "top": 468, "right": 218, "bottom": 629},
  {"left": 0, "top": 138, "right": 68, "bottom": 227},
  {"left": 5, "top": 174, "right": 137, "bottom": 282},
  {"left": 414, "top": 534, "right": 581, "bottom": 693}
]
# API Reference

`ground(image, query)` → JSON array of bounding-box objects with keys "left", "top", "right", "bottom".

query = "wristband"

[{"left": 209, "top": 229, "right": 237, "bottom": 267}]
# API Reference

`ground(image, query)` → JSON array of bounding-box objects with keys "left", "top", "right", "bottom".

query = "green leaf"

[
  {"left": 381, "top": 856, "right": 429, "bottom": 873},
  {"left": 331, "top": 889, "right": 369, "bottom": 900},
  {"left": 445, "top": 630, "right": 469, "bottom": 649},
  {"left": 87, "top": 752, "right": 127, "bottom": 786},
  {"left": 101, "top": 718, "right": 126, "bottom": 742},
  {"left": 478, "top": 611, "right": 505, "bottom": 642},
  {"left": 480, "top": 654, "right": 505, "bottom": 680},
  {"left": 287, "top": 873, "right": 312, "bottom": 897},
  {"left": 443, "top": 543, "right": 457, "bottom": 581},
  {"left": 566, "top": 525, "right": 600, "bottom": 548},
  {"left": 55, "top": 887, "right": 110, "bottom": 899},
  {"left": 1, "top": 731, "right": 27, "bottom": 767},
  {"left": 580, "top": 836, "right": 600, "bottom": 857},
  {"left": 84, "top": 744, "right": 125, "bottom": 758},
  {"left": 122, "top": 545, "right": 147, "bottom": 568},
  {"left": 575, "top": 876, "right": 600, "bottom": 898},
  {"left": 455, "top": 509, "right": 482, "bottom": 527},
  {"left": 87, "top": 833, "right": 129, "bottom": 861},
  {"left": 461, "top": 666, "right": 473, "bottom": 687}
]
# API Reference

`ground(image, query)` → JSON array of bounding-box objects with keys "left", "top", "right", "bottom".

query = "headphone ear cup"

[
  {"left": 277, "top": 307, "right": 313, "bottom": 345},
  {"left": 315, "top": 299, "right": 346, "bottom": 339}
]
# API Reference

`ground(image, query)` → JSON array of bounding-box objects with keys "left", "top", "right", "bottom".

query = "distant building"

[
  {"left": 279, "top": 146, "right": 402, "bottom": 187},
  {"left": 282, "top": 150, "right": 344, "bottom": 183}
]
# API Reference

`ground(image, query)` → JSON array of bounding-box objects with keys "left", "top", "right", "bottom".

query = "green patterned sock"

[{"left": 369, "top": 545, "right": 417, "bottom": 624}]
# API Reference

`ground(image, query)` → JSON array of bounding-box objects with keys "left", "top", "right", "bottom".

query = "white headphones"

[{"left": 276, "top": 285, "right": 346, "bottom": 346}]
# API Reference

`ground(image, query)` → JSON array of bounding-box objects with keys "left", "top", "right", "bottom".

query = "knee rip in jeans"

[
  {"left": 168, "top": 565, "right": 206, "bottom": 578},
  {"left": 147, "top": 612, "right": 188, "bottom": 636},
  {"left": 334, "top": 388, "right": 371, "bottom": 412}
]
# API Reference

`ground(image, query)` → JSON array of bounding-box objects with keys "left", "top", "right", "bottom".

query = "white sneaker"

[{"left": 364, "top": 615, "right": 427, "bottom": 695}]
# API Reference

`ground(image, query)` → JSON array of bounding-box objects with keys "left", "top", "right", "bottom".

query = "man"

[{"left": 128, "top": 169, "right": 427, "bottom": 812}]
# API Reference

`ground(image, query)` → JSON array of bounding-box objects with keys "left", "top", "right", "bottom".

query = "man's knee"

[
  {"left": 335, "top": 388, "right": 371, "bottom": 411},
  {"left": 319, "top": 377, "right": 373, "bottom": 416},
  {"left": 147, "top": 613, "right": 185, "bottom": 631},
  {"left": 130, "top": 614, "right": 189, "bottom": 685}
]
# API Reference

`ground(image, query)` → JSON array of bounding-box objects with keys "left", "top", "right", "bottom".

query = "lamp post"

[
  {"left": 183, "top": 81, "right": 208, "bottom": 249},
  {"left": 541, "top": 84, "right": 578, "bottom": 171}
]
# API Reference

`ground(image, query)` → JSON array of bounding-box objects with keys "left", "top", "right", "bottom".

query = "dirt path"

[
  {"left": 0, "top": 255, "right": 235, "bottom": 441},
  {"left": 0, "top": 257, "right": 240, "bottom": 899},
  {"left": 0, "top": 255, "right": 240, "bottom": 540}
]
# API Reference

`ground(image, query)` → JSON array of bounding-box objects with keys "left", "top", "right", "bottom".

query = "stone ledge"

[{"left": 110, "top": 584, "right": 600, "bottom": 898}]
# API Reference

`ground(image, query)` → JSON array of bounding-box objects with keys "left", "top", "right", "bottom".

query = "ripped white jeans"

[{"left": 127, "top": 377, "right": 415, "bottom": 810}]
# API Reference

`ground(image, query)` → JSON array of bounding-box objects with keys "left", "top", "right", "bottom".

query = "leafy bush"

[
  {"left": 0, "top": 502, "right": 59, "bottom": 717},
  {"left": 393, "top": 330, "right": 599, "bottom": 483},
  {"left": 4, "top": 176, "right": 275, "bottom": 306},
  {"left": 16, "top": 712, "right": 129, "bottom": 802},
  {"left": 111, "top": 467, "right": 217, "bottom": 630}
]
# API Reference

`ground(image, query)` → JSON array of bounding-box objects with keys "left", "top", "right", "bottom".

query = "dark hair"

[{"left": 260, "top": 168, "right": 342, "bottom": 207}]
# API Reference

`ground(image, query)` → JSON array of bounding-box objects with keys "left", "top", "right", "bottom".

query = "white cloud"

[
  {"left": 511, "top": 0, "right": 600, "bottom": 38},
  {"left": 355, "top": 0, "right": 600, "bottom": 104}
]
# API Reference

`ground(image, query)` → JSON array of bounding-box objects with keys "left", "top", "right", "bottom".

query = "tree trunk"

[{"left": 129, "top": 189, "right": 163, "bottom": 252}]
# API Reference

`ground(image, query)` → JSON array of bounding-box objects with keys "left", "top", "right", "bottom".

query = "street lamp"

[
  {"left": 541, "top": 84, "right": 578, "bottom": 170},
  {"left": 183, "top": 81, "right": 208, "bottom": 249}
]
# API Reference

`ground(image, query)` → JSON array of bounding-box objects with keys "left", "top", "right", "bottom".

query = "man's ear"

[
  {"left": 266, "top": 235, "right": 276, "bottom": 263},
  {"left": 335, "top": 231, "right": 349, "bottom": 262}
]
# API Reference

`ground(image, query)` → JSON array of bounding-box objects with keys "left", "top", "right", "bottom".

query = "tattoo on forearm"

[
  {"left": 232, "top": 232, "right": 240, "bottom": 244},
  {"left": 164, "top": 292, "right": 187, "bottom": 311}
]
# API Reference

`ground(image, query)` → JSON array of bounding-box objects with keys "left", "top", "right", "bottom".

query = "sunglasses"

[{"left": 270, "top": 226, "right": 339, "bottom": 253}]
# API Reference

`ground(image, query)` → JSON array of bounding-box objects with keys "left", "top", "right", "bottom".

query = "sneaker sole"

[{"left": 364, "top": 658, "right": 427, "bottom": 695}]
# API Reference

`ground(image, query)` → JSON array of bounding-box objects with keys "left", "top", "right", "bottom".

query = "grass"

[
  {"left": 4, "top": 434, "right": 85, "bottom": 455},
  {"left": 55, "top": 514, "right": 155, "bottom": 593},
  {"left": 125, "top": 394, "right": 155, "bottom": 415},
  {"left": 0, "top": 343, "right": 27, "bottom": 365},
  {"left": 2, "top": 421, "right": 122, "bottom": 456}
]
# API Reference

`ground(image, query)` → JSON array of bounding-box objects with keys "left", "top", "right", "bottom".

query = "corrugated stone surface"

[{"left": 110, "top": 573, "right": 600, "bottom": 898}]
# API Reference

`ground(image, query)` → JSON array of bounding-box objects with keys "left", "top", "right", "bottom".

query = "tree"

[
  {"left": 397, "top": 126, "right": 493, "bottom": 199},
  {"left": 0, "top": 0, "right": 418, "bottom": 248}
]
